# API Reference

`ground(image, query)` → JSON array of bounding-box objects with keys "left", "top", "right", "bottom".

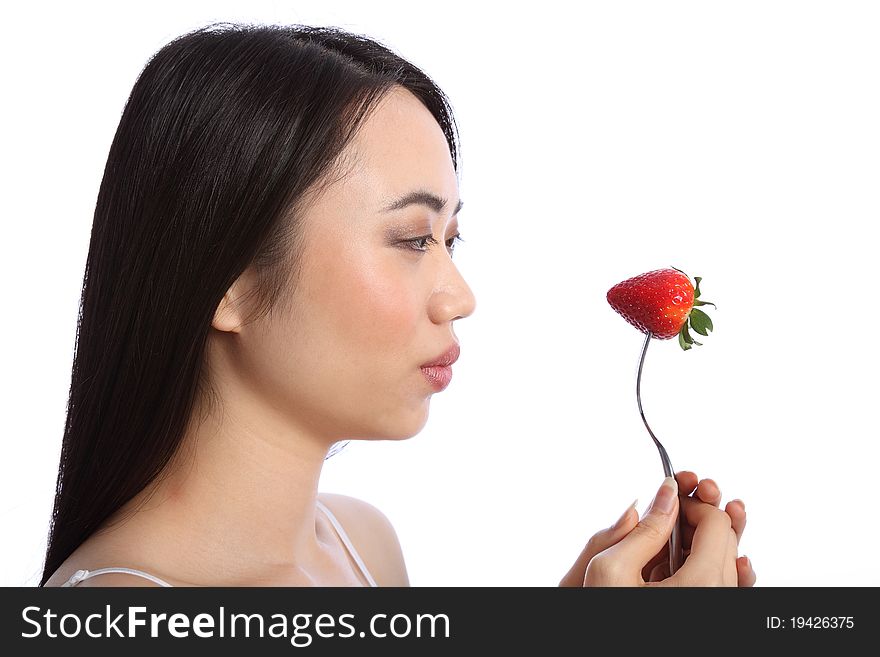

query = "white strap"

[
  {"left": 61, "top": 505, "right": 378, "bottom": 588},
  {"left": 316, "top": 500, "right": 379, "bottom": 587},
  {"left": 61, "top": 567, "right": 173, "bottom": 587}
]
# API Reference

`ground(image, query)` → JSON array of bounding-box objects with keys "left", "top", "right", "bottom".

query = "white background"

[{"left": 2, "top": 1, "right": 878, "bottom": 586}]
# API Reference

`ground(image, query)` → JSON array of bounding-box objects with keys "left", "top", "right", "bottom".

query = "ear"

[{"left": 211, "top": 275, "right": 251, "bottom": 334}]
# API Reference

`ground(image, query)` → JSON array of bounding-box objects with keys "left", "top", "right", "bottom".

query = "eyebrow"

[{"left": 381, "top": 190, "right": 463, "bottom": 216}]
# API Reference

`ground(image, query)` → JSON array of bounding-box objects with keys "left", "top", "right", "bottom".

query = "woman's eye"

[{"left": 404, "top": 232, "right": 464, "bottom": 254}]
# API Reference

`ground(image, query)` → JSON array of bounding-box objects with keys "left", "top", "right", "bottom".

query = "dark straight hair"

[{"left": 40, "top": 21, "right": 460, "bottom": 586}]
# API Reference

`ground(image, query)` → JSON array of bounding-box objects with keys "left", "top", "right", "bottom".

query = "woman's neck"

[{"left": 95, "top": 392, "right": 344, "bottom": 585}]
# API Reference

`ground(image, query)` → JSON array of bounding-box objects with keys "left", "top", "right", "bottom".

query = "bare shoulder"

[{"left": 318, "top": 492, "right": 409, "bottom": 587}]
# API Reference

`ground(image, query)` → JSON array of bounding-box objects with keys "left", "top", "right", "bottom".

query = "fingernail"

[
  {"left": 613, "top": 498, "right": 639, "bottom": 528},
  {"left": 650, "top": 476, "right": 678, "bottom": 515}
]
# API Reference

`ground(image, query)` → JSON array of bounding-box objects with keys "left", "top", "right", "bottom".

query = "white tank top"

[{"left": 60, "top": 500, "right": 378, "bottom": 587}]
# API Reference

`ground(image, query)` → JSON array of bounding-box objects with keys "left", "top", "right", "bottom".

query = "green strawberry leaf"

[
  {"left": 681, "top": 322, "right": 702, "bottom": 346},
  {"left": 689, "top": 308, "right": 714, "bottom": 336},
  {"left": 694, "top": 276, "right": 702, "bottom": 299},
  {"left": 678, "top": 330, "right": 692, "bottom": 351},
  {"left": 679, "top": 323, "right": 693, "bottom": 344},
  {"left": 694, "top": 299, "right": 717, "bottom": 309}
]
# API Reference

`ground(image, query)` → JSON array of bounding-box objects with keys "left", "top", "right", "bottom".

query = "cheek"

[
  {"left": 309, "top": 239, "right": 420, "bottom": 360},
  {"left": 344, "top": 263, "right": 420, "bottom": 352}
]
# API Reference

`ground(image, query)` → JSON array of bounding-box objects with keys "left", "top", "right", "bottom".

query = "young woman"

[{"left": 41, "top": 23, "right": 755, "bottom": 588}]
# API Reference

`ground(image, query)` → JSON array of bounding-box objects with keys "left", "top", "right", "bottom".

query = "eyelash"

[{"left": 403, "top": 232, "right": 465, "bottom": 254}]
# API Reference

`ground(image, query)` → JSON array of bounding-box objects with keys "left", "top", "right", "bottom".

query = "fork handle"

[{"left": 636, "top": 331, "right": 685, "bottom": 576}]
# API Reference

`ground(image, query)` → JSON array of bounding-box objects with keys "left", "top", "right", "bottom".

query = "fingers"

[
  {"left": 679, "top": 500, "right": 745, "bottom": 548},
  {"left": 593, "top": 473, "right": 750, "bottom": 588},
  {"left": 695, "top": 478, "right": 722, "bottom": 506},
  {"left": 675, "top": 471, "right": 698, "bottom": 496},
  {"left": 676, "top": 471, "right": 747, "bottom": 545},
  {"left": 677, "top": 496, "right": 735, "bottom": 575},
  {"left": 736, "top": 556, "right": 757, "bottom": 587},
  {"left": 724, "top": 521, "right": 739, "bottom": 586},
  {"left": 640, "top": 483, "right": 748, "bottom": 587},
  {"left": 676, "top": 471, "right": 721, "bottom": 505},
  {"left": 646, "top": 491, "right": 747, "bottom": 563},
  {"left": 725, "top": 499, "right": 746, "bottom": 545}
]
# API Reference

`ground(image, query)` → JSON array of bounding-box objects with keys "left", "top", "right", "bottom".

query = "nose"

[{"left": 427, "top": 255, "right": 477, "bottom": 324}]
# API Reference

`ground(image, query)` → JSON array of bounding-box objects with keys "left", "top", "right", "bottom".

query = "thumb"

[{"left": 605, "top": 476, "right": 679, "bottom": 573}]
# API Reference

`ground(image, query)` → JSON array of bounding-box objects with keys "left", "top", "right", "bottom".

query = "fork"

[{"left": 636, "top": 331, "right": 685, "bottom": 577}]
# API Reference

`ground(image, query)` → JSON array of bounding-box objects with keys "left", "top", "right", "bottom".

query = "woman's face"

[{"left": 219, "top": 86, "right": 476, "bottom": 442}]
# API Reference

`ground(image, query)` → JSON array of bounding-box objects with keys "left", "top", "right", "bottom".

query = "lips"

[{"left": 421, "top": 343, "right": 460, "bottom": 368}]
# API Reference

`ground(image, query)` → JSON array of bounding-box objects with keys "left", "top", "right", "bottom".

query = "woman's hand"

[
  {"left": 559, "top": 471, "right": 756, "bottom": 587},
  {"left": 639, "top": 471, "right": 753, "bottom": 584}
]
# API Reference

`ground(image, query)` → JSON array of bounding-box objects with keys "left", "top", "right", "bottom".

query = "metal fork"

[{"left": 636, "top": 331, "right": 685, "bottom": 577}]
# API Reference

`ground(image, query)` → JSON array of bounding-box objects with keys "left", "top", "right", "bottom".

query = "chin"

[{"left": 351, "top": 410, "right": 430, "bottom": 442}]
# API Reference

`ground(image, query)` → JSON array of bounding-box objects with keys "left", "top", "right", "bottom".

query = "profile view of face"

[{"left": 211, "top": 86, "right": 477, "bottom": 444}]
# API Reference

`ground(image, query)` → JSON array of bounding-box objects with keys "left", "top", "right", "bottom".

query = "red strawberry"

[{"left": 606, "top": 267, "right": 716, "bottom": 350}]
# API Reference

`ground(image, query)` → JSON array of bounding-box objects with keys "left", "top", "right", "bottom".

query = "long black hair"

[{"left": 40, "top": 21, "right": 460, "bottom": 586}]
